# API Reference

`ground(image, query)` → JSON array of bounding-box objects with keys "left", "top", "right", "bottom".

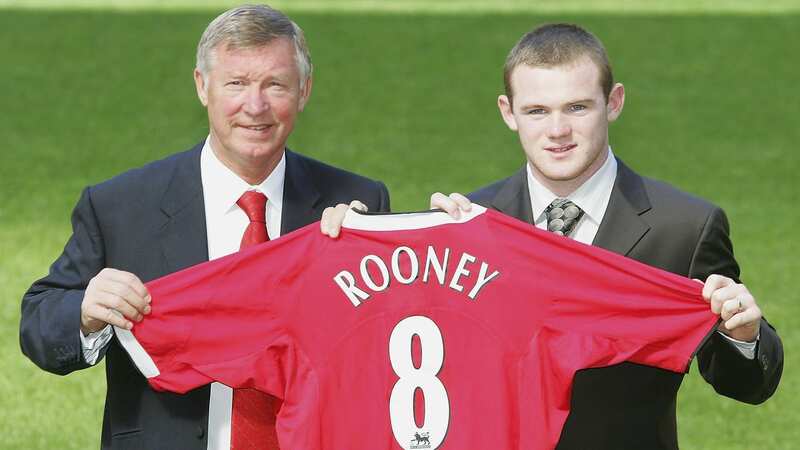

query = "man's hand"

[
  {"left": 429, "top": 192, "right": 472, "bottom": 219},
  {"left": 81, "top": 268, "right": 151, "bottom": 334},
  {"left": 703, "top": 274, "right": 761, "bottom": 342},
  {"left": 320, "top": 193, "right": 473, "bottom": 238},
  {"left": 320, "top": 200, "right": 368, "bottom": 238}
]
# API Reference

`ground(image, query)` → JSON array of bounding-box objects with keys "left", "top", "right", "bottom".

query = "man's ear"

[
  {"left": 498, "top": 95, "right": 519, "bottom": 131},
  {"left": 606, "top": 83, "right": 625, "bottom": 122},
  {"left": 194, "top": 68, "right": 209, "bottom": 107},
  {"left": 298, "top": 74, "right": 313, "bottom": 112}
]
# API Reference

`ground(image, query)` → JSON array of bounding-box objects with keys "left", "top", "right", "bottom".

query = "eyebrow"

[
  {"left": 517, "top": 103, "right": 548, "bottom": 110},
  {"left": 222, "top": 72, "right": 249, "bottom": 79},
  {"left": 517, "top": 98, "right": 597, "bottom": 110}
]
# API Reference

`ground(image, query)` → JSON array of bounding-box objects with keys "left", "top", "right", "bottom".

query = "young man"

[
  {"left": 321, "top": 22, "right": 783, "bottom": 448},
  {"left": 20, "top": 5, "right": 388, "bottom": 449},
  {"left": 427, "top": 23, "right": 782, "bottom": 448}
]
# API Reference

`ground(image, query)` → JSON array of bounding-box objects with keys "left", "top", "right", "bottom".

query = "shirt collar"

[
  {"left": 200, "top": 137, "right": 286, "bottom": 215},
  {"left": 527, "top": 147, "right": 618, "bottom": 224}
]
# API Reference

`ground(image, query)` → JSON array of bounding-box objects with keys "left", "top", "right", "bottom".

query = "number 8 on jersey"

[{"left": 389, "top": 316, "right": 450, "bottom": 449}]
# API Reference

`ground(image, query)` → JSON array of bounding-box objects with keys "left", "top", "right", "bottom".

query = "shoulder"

[
  {"left": 468, "top": 176, "right": 513, "bottom": 207},
  {"left": 467, "top": 167, "right": 527, "bottom": 208},
  {"left": 285, "top": 149, "right": 389, "bottom": 213},
  {"left": 284, "top": 149, "right": 390, "bottom": 212},
  {"left": 86, "top": 142, "right": 202, "bottom": 209},
  {"left": 638, "top": 174, "right": 732, "bottom": 255},
  {"left": 287, "top": 150, "right": 384, "bottom": 190},
  {"left": 638, "top": 173, "right": 722, "bottom": 220}
]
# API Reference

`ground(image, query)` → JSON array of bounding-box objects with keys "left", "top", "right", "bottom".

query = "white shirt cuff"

[
  {"left": 717, "top": 330, "right": 758, "bottom": 360},
  {"left": 80, "top": 325, "right": 113, "bottom": 365}
]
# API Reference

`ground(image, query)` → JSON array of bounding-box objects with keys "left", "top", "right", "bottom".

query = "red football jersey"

[{"left": 117, "top": 206, "right": 718, "bottom": 450}]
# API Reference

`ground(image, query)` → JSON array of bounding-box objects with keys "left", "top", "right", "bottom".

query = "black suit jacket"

[
  {"left": 20, "top": 142, "right": 390, "bottom": 449},
  {"left": 469, "top": 159, "right": 782, "bottom": 450}
]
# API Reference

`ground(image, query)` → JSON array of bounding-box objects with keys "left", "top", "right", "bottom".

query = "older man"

[{"left": 21, "top": 5, "right": 388, "bottom": 449}]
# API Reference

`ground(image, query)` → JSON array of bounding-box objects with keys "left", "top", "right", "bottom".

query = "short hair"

[
  {"left": 503, "top": 23, "right": 613, "bottom": 103},
  {"left": 196, "top": 4, "right": 312, "bottom": 88}
]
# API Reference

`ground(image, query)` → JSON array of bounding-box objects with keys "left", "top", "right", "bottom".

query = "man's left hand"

[
  {"left": 703, "top": 274, "right": 761, "bottom": 342},
  {"left": 320, "top": 200, "right": 367, "bottom": 238}
]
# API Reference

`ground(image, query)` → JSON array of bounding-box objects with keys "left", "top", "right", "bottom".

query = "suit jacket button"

[{"left": 196, "top": 426, "right": 205, "bottom": 439}]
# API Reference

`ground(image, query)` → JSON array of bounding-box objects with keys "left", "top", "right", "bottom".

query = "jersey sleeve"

[
  {"left": 116, "top": 225, "right": 323, "bottom": 397},
  {"left": 487, "top": 210, "right": 719, "bottom": 374}
]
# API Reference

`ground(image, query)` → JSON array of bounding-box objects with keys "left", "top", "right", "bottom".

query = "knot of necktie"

[
  {"left": 237, "top": 191, "right": 269, "bottom": 249},
  {"left": 237, "top": 190, "right": 267, "bottom": 223},
  {"left": 545, "top": 198, "right": 584, "bottom": 237}
]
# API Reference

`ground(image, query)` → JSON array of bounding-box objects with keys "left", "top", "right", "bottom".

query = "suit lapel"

[
  {"left": 490, "top": 166, "right": 535, "bottom": 226},
  {"left": 592, "top": 159, "right": 652, "bottom": 256},
  {"left": 158, "top": 145, "right": 209, "bottom": 274},
  {"left": 280, "top": 149, "right": 323, "bottom": 235}
]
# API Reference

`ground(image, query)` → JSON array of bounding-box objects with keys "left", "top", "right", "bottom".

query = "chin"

[{"left": 538, "top": 164, "right": 583, "bottom": 181}]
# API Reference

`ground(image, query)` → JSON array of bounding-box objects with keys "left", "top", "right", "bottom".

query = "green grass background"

[{"left": 1, "top": 1, "right": 797, "bottom": 448}]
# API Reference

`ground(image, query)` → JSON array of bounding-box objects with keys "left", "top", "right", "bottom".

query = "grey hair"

[{"left": 196, "top": 4, "right": 312, "bottom": 87}]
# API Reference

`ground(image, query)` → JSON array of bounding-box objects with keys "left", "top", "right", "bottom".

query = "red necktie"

[{"left": 231, "top": 190, "right": 281, "bottom": 449}]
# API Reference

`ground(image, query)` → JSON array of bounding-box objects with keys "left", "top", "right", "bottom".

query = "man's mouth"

[
  {"left": 239, "top": 124, "right": 272, "bottom": 132},
  {"left": 544, "top": 144, "right": 577, "bottom": 153}
]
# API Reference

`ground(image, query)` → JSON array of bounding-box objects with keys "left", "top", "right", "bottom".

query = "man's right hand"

[
  {"left": 80, "top": 268, "right": 151, "bottom": 334},
  {"left": 430, "top": 192, "right": 472, "bottom": 219}
]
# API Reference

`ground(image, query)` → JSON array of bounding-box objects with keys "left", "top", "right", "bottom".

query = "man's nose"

[
  {"left": 243, "top": 87, "right": 269, "bottom": 115},
  {"left": 546, "top": 114, "right": 571, "bottom": 139}
]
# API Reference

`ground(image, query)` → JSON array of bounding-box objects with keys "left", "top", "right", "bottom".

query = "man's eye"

[
  {"left": 226, "top": 80, "right": 243, "bottom": 86},
  {"left": 527, "top": 109, "right": 546, "bottom": 115},
  {"left": 569, "top": 104, "right": 586, "bottom": 112}
]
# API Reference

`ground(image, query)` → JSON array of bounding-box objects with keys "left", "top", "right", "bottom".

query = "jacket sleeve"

[
  {"left": 20, "top": 187, "right": 107, "bottom": 375},
  {"left": 692, "top": 207, "right": 783, "bottom": 404},
  {"left": 374, "top": 181, "right": 390, "bottom": 213}
]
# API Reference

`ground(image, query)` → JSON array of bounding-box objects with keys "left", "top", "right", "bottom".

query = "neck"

[{"left": 209, "top": 139, "right": 283, "bottom": 186}]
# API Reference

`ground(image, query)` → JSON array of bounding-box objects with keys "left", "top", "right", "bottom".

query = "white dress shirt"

[
  {"left": 526, "top": 147, "right": 757, "bottom": 358},
  {"left": 527, "top": 147, "right": 617, "bottom": 244},
  {"left": 201, "top": 138, "right": 285, "bottom": 450}
]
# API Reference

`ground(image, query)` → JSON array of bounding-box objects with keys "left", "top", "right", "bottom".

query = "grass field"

[{"left": 1, "top": 2, "right": 798, "bottom": 449}]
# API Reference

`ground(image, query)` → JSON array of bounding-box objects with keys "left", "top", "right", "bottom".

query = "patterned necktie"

[
  {"left": 544, "top": 198, "right": 584, "bottom": 238},
  {"left": 231, "top": 190, "right": 281, "bottom": 449}
]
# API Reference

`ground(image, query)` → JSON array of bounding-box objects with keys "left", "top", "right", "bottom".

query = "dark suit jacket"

[
  {"left": 20, "top": 142, "right": 390, "bottom": 449},
  {"left": 470, "top": 159, "right": 782, "bottom": 450}
]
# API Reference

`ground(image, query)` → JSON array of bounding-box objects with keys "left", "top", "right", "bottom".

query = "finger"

[
  {"left": 85, "top": 303, "right": 133, "bottom": 330},
  {"left": 702, "top": 274, "right": 735, "bottom": 301},
  {"left": 723, "top": 306, "right": 762, "bottom": 331},
  {"left": 708, "top": 283, "right": 743, "bottom": 314},
  {"left": 448, "top": 193, "right": 472, "bottom": 212},
  {"left": 719, "top": 298, "right": 743, "bottom": 321},
  {"left": 349, "top": 200, "right": 368, "bottom": 212},
  {"left": 320, "top": 206, "right": 336, "bottom": 236},
  {"left": 329, "top": 203, "right": 352, "bottom": 238},
  {"left": 94, "top": 289, "right": 143, "bottom": 322},
  {"left": 430, "top": 192, "right": 461, "bottom": 219},
  {"left": 93, "top": 277, "right": 148, "bottom": 315},
  {"left": 107, "top": 278, "right": 150, "bottom": 314},
  {"left": 99, "top": 269, "right": 151, "bottom": 303}
]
